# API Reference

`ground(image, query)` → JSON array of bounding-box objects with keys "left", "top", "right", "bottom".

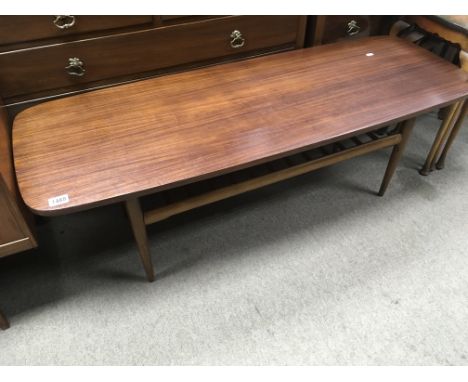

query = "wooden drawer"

[
  {"left": 0, "top": 16, "right": 301, "bottom": 99},
  {"left": 0, "top": 16, "right": 154, "bottom": 47},
  {"left": 320, "top": 16, "right": 383, "bottom": 44}
]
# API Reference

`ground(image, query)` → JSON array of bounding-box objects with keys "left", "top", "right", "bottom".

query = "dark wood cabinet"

[
  {"left": 0, "top": 16, "right": 303, "bottom": 100},
  {"left": 1, "top": 16, "right": 307, "bottom": 109}
]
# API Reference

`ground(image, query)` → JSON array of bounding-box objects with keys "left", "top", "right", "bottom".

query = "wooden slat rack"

[{"left": 141, "top": 127, "right": 399, "bottom": 224}]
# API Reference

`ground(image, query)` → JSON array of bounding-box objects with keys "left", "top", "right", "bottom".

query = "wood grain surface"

[{"left": 13, "top": 36, "right": 468, "bottom": 215}]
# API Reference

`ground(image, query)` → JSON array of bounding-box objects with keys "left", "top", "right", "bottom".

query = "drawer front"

[
  {"left": 0, "top": 16, "right": 154, "bottom": 47},
  {"left": 0, "top": 16, "right": 300, "bottom": 99},
  {"left": 321, "top": 16, "right": 383, "bottom": 44}
]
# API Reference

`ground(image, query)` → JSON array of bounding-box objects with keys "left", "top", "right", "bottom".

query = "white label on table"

[{"left": 48, "top": 194, "right": 70, "bottom": 207}]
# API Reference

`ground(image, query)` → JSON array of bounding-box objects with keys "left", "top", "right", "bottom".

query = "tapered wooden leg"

[
  {"left": 378, "top": 118, "right": 416, "bottom": 196},
  {"left": 429, "top": 102, "right": 464, "bottom": 172},
  {"left": 125, "top": 198, "right": 155, "bottom": 282},
  {"left": 436, "top": 100, "right": 468, "bottom": 170},
  {"left": 0, "top": 309, "right": 10, "bottom": 330},
  {"left": 420, "top": 102, "right": 462, "bottom": 175}
]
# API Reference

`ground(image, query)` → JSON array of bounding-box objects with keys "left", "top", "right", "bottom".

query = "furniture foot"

[
  {"left": 436, "top": 100, "right": 468, "bottom": 170},
  {"left": 420, "top": 101, "right": 462, "bottom": 175},
  {"left": 125, "top": 198, "right": 155, "bottom": 282},
  {"left": 378, "top": 118, "right": 416, "bottom": 196},
  {"left": 435, "top": 160, "right": 445, "bottom": 170},
  {"left": 0, "top": 309, "right": 10, "bottom": 330}
]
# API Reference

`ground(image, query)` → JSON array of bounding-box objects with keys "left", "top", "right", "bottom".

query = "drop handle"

[
  {"left": 53, "top": 15, "right": 76, "bottom": 30},
  {"left": 65, "top": 57, "right": 85, "bottom": 77},
  {"left": 230, "top": 30, "right": 245, "bottom": 49},
  {"left": 346, "top": 20, "right": 361, "bottom": 36}
]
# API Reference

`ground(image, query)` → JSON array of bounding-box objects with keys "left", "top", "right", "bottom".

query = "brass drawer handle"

[
  {"left": 230, "top": 30, "right": 245, "bottom": 49},
  {"left": 66, "top": 57, "right": 85, "bottom": 77},
  {"left": 53, "top": 15, "right": 76, "bottom": 30},
  {"left": 346, "top": 20, "right": 361, "bottom": 36}
]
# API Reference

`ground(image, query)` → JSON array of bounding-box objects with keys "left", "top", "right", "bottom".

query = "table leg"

[
  {"left": 420, "top": 102, "right": 462, "bottom": 175},
  {"left": 378, "top": 118, "right": 416, "bottom": 196},
  {"left": 436, "top": 100, "right": 468, "bottom": 170},
  {"left": 125, "top": 198, "right": 155, "bottom": 282},
  {"left": 0, "top": 309, "right": 10, "bottom": 330}
]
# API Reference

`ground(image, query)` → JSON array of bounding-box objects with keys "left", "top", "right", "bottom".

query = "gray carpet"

[{"left": 0, "top": 111, "right": 467, "bottom": 365}]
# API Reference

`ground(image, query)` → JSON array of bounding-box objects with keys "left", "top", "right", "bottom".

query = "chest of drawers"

[{"left": 0, "top": 16, "right": 306, "bottom": 110}]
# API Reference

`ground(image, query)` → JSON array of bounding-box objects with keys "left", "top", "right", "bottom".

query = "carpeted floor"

[{"left": 0, "top": 111, "right": 467, "bottom": 365}]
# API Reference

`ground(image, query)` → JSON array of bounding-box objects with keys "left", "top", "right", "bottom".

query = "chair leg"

[
  {"left": 0, "top": 309, "right": 10, "bottom": 330},
  {"left": 378, "top": 118, "right": 416, "bottom": 196},
  {"left": 420, "top": 102, "right": 462, "bottom": 175},
  {"left": 436, "top": 100, "right": 468, "bottom": 170},
  {"left": 125, "top": 198, "right": 155, "bottom": 282}
]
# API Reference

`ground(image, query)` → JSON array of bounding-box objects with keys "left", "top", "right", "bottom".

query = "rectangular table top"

[{"left": 13, "top": 36, "right": 468, "bottom": 215}]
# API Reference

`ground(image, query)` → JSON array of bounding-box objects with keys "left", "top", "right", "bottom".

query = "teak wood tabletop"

[{"left": 13, "top": 36, "right": 467, "bottom": 216}]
